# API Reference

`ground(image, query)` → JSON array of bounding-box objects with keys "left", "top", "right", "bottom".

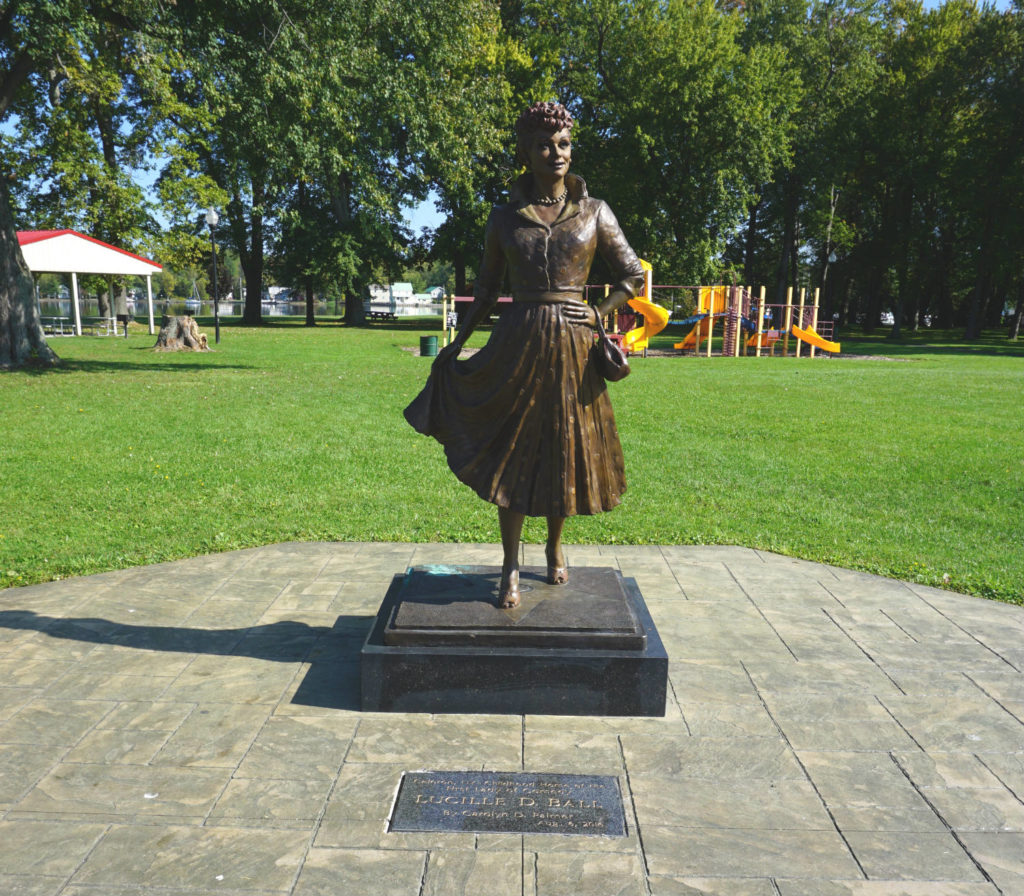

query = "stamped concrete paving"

[{"left": 1, "top": 542, "right": 1022, "bottom": 895}]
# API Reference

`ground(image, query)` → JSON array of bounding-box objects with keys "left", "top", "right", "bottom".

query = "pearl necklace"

[{"left": 533, "top": 188, "right": 567, "bottom": 206}]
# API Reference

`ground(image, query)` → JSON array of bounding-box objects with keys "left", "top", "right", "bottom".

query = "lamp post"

[{"left": 205, "top": 208, "right": 221, "bottom": 344}]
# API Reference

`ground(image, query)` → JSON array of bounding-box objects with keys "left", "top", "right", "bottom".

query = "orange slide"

[
  {"left": 747, "top": 329, "right": 783, "bottom": 350},
  {"left": 790, "top": 324, "right": 840, "bottom": 354},
  {"left": 675, "top": 317, "right": 711, "bottom": 350}
]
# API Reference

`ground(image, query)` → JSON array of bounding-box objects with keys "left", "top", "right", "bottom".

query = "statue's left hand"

[{"left": 563, "top": 301, "right": 598, "bottom": 328}]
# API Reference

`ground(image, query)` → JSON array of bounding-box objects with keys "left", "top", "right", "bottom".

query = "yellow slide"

[
  {"left": 623, "top": 297, "right": 670, "bottom": 353},
  {"left": 791, "top": 324, "right": 840, "bottom": 354}
]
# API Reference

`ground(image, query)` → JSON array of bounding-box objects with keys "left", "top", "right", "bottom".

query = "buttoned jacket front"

[{"left": 474, "top": 173, "right": 644, "bottom": 305}]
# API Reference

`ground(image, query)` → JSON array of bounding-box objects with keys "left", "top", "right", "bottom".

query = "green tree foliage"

[
  {"left": 950, "top": 2, "right": 1023, "bottom": 337},
  {"left": 3, "top": 0, "right": 1021, "bottom": 366},
  {"left": 731, "top": 0, "right": 1023, "bottom": 336},
  {"left": 732, "top": 0, "right": 884, "bottom": 307},
  {"left": 0, "top": 0, "right": 209, "bottom": 366},
  {"left": 551, "top": 0, "right": 798, "bottom": 282},
  {"left": 850, "top": 1, "right": 1024, "bottom": 336},
  {"left": 8, "top": 21, "right": 152, "bottom": 240},
  {"left": 428, "top": 1, "right": 549, "bottom": 295},
  {"left": 163, "top": 0, "right": 522, "bottom": 325},
  {"left": 1, "top": 1, "right": 157, "bottom": 366}
]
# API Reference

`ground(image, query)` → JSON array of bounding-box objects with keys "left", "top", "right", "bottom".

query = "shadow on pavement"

[{"left": 0, "top": 609, "right": 372, "bottom": 711}]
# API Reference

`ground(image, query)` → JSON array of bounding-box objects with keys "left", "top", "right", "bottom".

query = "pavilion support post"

[
  {"left": 71, "top": 272, "right": 82, "bottom": 336},
  {"left": 146, "top": 275, "right": 155, "bottom": 334}
]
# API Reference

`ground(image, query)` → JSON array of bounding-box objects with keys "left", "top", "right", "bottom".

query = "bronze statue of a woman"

[{"left": 405, "top": 101, "right": 644, "bottom": 609}]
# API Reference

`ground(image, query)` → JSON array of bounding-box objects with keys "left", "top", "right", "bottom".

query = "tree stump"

[{"left": 154, "top": 315, "right": 210, "bottom": 351}]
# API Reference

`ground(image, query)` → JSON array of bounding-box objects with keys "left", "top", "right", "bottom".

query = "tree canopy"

[{"left": 2, "top": 0, "right": 1022, "bottom": 366}]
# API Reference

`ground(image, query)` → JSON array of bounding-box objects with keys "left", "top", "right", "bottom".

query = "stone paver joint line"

[
  {"left": 741, "top": 659, "right": 870, "bottom": 882},
  {"left": 822, "top": 605, "right": 907, "bottom": 694},
  {"left": 876, "top": 695, "right": 928, "bottom": 752},
  {"left": 919, "top": 596, "right": 1022, "bottom": 674},
  {"left": 966, "top": 673, "right": 1024, "bottom": 728},
  {"left": 891, "top": 751, "right": 1002, "bottom": 889}
]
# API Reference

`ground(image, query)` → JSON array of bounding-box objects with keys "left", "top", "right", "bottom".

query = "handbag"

[{"left": 592, "top": 313, "right": 630, "bottom": 382}]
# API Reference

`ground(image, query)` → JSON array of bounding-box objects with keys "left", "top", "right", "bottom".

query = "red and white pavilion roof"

[{"left": 17, "top": 230, "right": 162, "bottom": 277}]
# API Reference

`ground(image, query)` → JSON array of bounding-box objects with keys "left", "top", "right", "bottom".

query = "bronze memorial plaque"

[{"left": 390, "top": 771, "right": 626, "bottom": 836}]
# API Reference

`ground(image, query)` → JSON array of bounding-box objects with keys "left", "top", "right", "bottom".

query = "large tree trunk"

[
  {"left": 965, "top": 214, "right": 994, "bottom": 340},
  {"left": 965, "top": 270, "right": 991, "bottom": 341},
  {"left": 1009, "top": 282, "right": 1023, "bottom": 341},
  {"left": 230, "top": 174, "right": 265, "bottom": 326},
  {"left": 889, "top": 187, "right": 914, "bottom": 340},
  {"left": 344, "top": 290, "right": 365, "bottom": 325},
  {"left": 836, "top": 276, "right": 850, "bottom": 329},
  {"left": 863, "top": 264, "right": 884, "bottom": 333},
  {"left": 453, "top": 248, "right": 467, "bottom": 296},
  {"left": 0, "top": 180, "right": 59, "bottom": 369},
  {"left": 305, "top": 278, "right": 315, "bottom": 326},
  {"left": 743, "top": 199, "right": 760, "bottom": 286},
  {"left": 774, "top": 180, "right": 799, "bottom": 305},
  {"left": 98, "top": 286, "right": 111, "bottom": 318},
  {"left": 243, "top": 177, "right": 266, "bottom": 325}
]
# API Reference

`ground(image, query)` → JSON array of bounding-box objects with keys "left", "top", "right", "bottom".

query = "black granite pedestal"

[{"left": 360, "top": 565, "right": 667, "bottom": 716}]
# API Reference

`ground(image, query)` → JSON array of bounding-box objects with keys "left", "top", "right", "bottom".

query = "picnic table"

[
  {"left": 80, "top": 316, "right": 120, "bottom": 336},
  {"left": 367, "top": 310, "right": 397, "bottom": 322},
  {"left": 40, "top": 316, "right": 74, "bottom": 336}
]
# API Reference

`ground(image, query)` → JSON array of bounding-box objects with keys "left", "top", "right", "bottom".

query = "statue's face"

[{"left": 526, "top": 128, "right": 572, "bottom": 179}]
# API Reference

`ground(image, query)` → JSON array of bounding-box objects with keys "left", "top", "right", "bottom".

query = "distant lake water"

[
  {"left": 37, "top": 296, "right": 442, "bottom": 320},
  {"left": 366, "top": 301, "right": 442, "bottom": 317}
]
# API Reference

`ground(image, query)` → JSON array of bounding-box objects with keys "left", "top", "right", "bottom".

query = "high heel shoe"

[
  {"left": 498, "top": 574, "right": 521, "bottom": 608},
  {"left": 545, "top": 550, "right": 569, "bottom": 586}
]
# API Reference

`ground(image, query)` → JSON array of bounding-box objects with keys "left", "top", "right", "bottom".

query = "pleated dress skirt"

[{"left": 404, "top": 301, "right": 627, "bottom": 517}]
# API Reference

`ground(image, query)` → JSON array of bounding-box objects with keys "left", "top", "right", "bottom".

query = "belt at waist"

[{"left": 513, "top": 289, "right": 585, "bottom": 304}]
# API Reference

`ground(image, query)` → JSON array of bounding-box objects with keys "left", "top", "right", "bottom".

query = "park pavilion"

[{"left": 17, "top": 229, "right": 162, "bottom": 336}]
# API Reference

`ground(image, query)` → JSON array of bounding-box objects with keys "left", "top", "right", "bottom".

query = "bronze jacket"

[{"left": 474, "top": 173, "right": 645, "bottom": 307}]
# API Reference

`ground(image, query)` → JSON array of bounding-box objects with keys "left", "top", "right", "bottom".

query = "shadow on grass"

[
  {"left": 66, "top": 357, "right": 257, "bottom": 374},
  {"left": 12, "top": 355, "right": 257, "bottom": 376},
  {"left": 0, "top": 609, "right": 372, "bottom": 711},
  {"left": 841, "top": 334, "right": 1024, "bottom": 359},
  {"left": 647, "top": 326, "right": 1024, "bottom": 360}
]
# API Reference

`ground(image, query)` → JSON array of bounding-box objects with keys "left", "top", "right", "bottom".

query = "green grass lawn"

[{"left": 2, "top": 317, "right": 1022, "bottom": 603}]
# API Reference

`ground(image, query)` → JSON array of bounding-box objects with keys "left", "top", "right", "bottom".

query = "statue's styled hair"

[{"left": 515, "top": 101, "right": 574, "bottom": 166}]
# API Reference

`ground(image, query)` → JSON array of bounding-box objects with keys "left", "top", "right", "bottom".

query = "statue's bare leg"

[
  {"left": 545, "top": 515, "right": 568, "bottom": 585},
  {"left": 498, "top": 507, "right": 525, "bottom": 608}
]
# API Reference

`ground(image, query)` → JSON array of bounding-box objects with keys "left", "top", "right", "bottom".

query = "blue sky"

[{"left": 404, "top": 192, "right": 444, "bottom": 233}]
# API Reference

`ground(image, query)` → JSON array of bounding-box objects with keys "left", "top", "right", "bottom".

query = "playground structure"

[
  {"left": 668, "top": 284, "right": 840, "bottom": 357},
  {"left": 439, "top": 260, "right": 674, "bottom": 354},
  {"left": 440, "top": 278, "right": 838, "bottom": 358}
]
